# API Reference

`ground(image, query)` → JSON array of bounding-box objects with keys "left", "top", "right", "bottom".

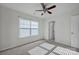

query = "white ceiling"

[{"left": 1, "top": 3, "right": 79, "bottom": 19}]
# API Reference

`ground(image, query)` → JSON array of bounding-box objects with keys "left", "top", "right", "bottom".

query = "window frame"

[{"left": 19, "top": 17, "right": 39, "bottom": 38}]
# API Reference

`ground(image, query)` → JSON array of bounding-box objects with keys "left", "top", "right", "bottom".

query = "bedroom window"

[{"left": 19, "top": 17, "right": 39, "bottom": 38}]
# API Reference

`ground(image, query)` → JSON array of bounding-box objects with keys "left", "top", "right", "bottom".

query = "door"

[
  {"left": 71, "top": 15, "right": 79, "bottom": 48},
  {"left": 49, "top": 21, "right": 55, "bottom": 41}
]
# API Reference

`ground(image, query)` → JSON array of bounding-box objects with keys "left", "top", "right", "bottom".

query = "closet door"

[{"left": 71, "top": 15, "right": 79, "bottom": 48}]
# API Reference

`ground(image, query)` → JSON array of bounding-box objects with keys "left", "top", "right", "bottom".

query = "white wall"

[
  {"left": 44, "top": 10, "right": 79, "bottom": 46},
  {"left": 0, "top": 5, "right": 44, "bottom": 51}
]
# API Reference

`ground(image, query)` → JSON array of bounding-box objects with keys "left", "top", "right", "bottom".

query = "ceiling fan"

[{"left": 35, "top": 3, "right": 56, "bottom": 16}]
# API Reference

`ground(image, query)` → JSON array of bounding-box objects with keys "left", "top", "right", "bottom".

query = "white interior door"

[
  {"left": 49, "top": 21, "right": 55, "bottom": 41},
  {"left": 71, "top": 15, "right": 79, "bottom": 48},
  {"left": 49, "top": 22, "right": 53, "bottom": 41}
]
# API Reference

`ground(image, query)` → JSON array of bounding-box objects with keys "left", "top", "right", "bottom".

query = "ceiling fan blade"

[
  {"left": 41, "top": 3, "right": 45, "bottom": 9},
  {"left": 47, "top": 11, "right": 52, "bottom": 14},
  {"left": 35, "top": 10, "right": 43, "bottom": 11},
  {"left": 47, "top": 5, "right": 56, "bottom": 10}
]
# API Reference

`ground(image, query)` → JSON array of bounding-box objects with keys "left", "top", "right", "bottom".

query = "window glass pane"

[
  {"left": 31, "top": 21, "right": 39, "bottom": 28},
  {"left": 26, "top": 20, "right": 30, "bottom": 28},
  {"left": 31, "top": 29, "right": 38, "bottom": 36},
  {"left": 19, "top": 29, "right": 30, "bottom": 38},
  {"left": 19, "top": 29, "right": 26, "bottom": 37},
  {"left": 26, "top": 29, "right": 30, "bottom": 37},
  {"left": 19, "top": 18, "right": 30, "bottom": 28}
]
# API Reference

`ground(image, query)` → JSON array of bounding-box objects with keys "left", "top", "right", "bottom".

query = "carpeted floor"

[
  {"left": 0, "top": 40, "right": 79, "bottom": 55},
  {"left": 28, "top": 42, "right": 79, "bottom": 55}
]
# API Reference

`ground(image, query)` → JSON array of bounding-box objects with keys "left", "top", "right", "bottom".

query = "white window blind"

[{"left": 19, "top": 17, "right": 39, "bottom": 38}]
